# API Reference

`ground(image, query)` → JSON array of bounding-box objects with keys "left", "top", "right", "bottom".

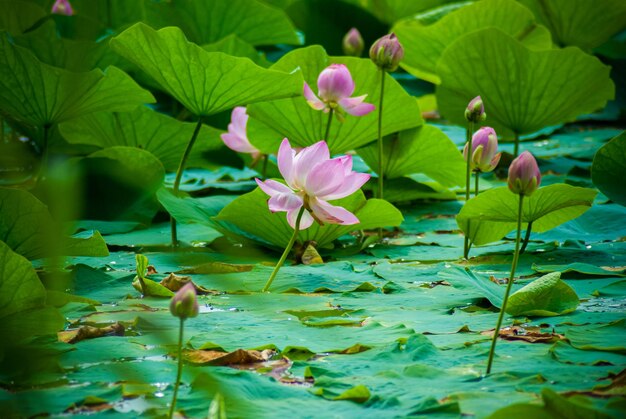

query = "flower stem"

[
  {"left": 463, "top": 121, "right": 474, "bottom": 259},
  {"left": 486, "top": 194, "right": 524, "bottom": 374},
  {"left": 520, "top": 221, "right": 533, "bottom": 254},
  {"left": 171, "top": 116, "right": 204, "bottom": 246},
  {"left": 38, "top": 124, "right": 51, "bottom": 180},
  {"left": 261, "top": 154, "right": 268, "bottom": 179},
  {"left": 513, "top": 132, "right": 520, "bottom": 158},
  {"left": 324, "top": 109, "right": 334, "bottom": 141},
  {"left": 262, "top": 207, "right": 305, "bottom": 292},
  {"left": 377, "top": 69, "right": 386, "bottom": 201},
  {"left": 168, "top": 318, "right": 185, "bottom": 419},
  {"left": 474, "top": 171, "right": 480, "bottom": 196}
]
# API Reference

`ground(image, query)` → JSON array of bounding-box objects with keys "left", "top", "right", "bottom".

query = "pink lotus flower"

[
  {"left": 508, "top": 151, "right": 541, "bottom": 196},
  {"left": 463, "top": 127, "right": 501, "bottom": 173},
  {"left": 303, "top": 64, "right": 375, "bottom": 117},
  {"left": 169, "top": 282, "right": 199, "bottom": 320},
  {"left": 343, "top": 28, "right": 364, "bottom": 57},
  {"left": 256, "top": 139, "right": 370, "bottom": 229},
  {"left": 51, "top": 0, "right": 74, "bottom": 15},
  {"left": 369, "top": 33, "right": 404, "bottom": 72},
  {"left": 220, "top": 107, "right": 261, "bottom": 160},
  {"left": 464, "top": 95, "right": 486, "bottom": 123}
]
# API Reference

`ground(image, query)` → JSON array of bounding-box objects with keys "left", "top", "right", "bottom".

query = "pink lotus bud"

[
  {"left": 463, "top": 127, "right": 501, "bottom": 173},
  {"left": 169, "top": 282, "right": 198, "bottom": 320},
  {"left": 303, "top": 64, "right": 375, "bottom": 117},
  {"left": 464, "top": 96, "right": 486, "bottom": 123},
  {"left": 369, "top": 33, "right": 404, "bottom": 72},
  {"left": 343, "top": 28, "right": 364, "bottom": 57},
  {"left": 508, "top": 151, "right": 541, "bottom": 196},
  {"left": 51, "top": 0, "right": 74, "bottom": 16}
]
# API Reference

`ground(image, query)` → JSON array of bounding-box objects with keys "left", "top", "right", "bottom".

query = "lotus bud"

[
  {"left": 369, "top": 33, "right": 404, "bottom": 72},
  {"left": 464, "top": 96, "right": 486, "bottom": 123},
  {"left": 508, "top": 151, "right": 541, "bottom": 196},
  {"left": 342, "top": 28, "right": 364, "bottom": 57},
  {"left": 169, "top": 282, "right": 198, "bottom": 320},
  {"left": 463, "top": 127, "right": 501, "bottom": 173},
  {"left": 51, "top": 0, "right": 74, "bottom": 16}
]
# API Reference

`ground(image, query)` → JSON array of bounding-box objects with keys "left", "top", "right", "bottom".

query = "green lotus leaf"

[
  {"left": 394, "top": 0, "right": 552, "bottom": 84},
  {"left": 436, "top": 28, "right": 614, "bottom": 138},
  {"left": 247, "top": 45, "right": 423, "bottom": 154},
  {"left": 215, "top": 188, "right": 403, "bottom": 249},
  {"left": 0, "top": 31, "right": 154, "bottom": 132},
  {"left": 145, "top": 0, "right": 299, "bottom": 46},
  {"left": 202, "top": 34, "right": 271, "bottom": 67},
  {"left": 0, "top": 0, "right": 47, "bottom": 35},
  {"left": 519, "top": 0, "right": 626, "bottom": 51},
  {"left": 59, "top": 105, "right": 223, "bottom": 171},
  {"left": 110, "top": 23, "right": 302, "bottom": 117},
  {"left": 356, "top": 124, "right": 465, "bottom": 187},
  {"left": 507, "top": 272, "right": 579, "bottom": 316},
  {"left": 457, "top": 184, "right": 597, "bottom": 246},
  {"left": 591, "top": 131, "right": 626, "bottom": 206}
]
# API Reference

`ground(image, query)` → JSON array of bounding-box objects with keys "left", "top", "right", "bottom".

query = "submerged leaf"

[{"left": 58, "top": 322, "right": 125, "bottom": 344}]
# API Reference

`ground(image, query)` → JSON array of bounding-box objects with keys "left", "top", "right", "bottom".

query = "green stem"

[
  {"left": 520, "top": 221, "right": 533, "bottom": 254},
  {"left": 261, "top": 154, "right": 268, "bottom": 179},
  {"left": 171, "top": 117, "right": 204, "bottom": 246},
  {"left": 0, "top": 117, "right": 4, "bottom": 143},
  {"left": 262, "top": 207, "right": 305, "bottom": 292},
  {"left": 324, "top": 109, "right": 334, "bottom": 141},
  {"left": 169, "top": 318, "right": 185, "bottom": 419},
  {"left": 475, "top": 171, "right": 480, "bottom": 196},
  {"left": 513, "top": 132, "right": 520, "bottom": 158},
  {"left": 463, "top": 121, "right": 474, "bottom": 259},
  {"left": 38, "top": 124, "right": 51, "bottom": 180},
  {"left": 486, "top": 194, "right": 524, "bottom": 374},
  {"left": 377, "top": 69, "right": 386, "bottom": 201}
]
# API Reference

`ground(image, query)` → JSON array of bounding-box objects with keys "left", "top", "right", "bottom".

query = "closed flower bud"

[
  {"left": 169, "top": 282, "right": 199, "bottom": 320},
  {"left": 369, "top": 33, "right": 404, "bottom": 72},
  {"left": 463, "top": 127, "right": 501, "bottom": 173},
  {"left": 51, "top": 0, "right": 74, "bottom": 16},
  {"left": 343, "top": 28, "right": 364, "bottom": 57},
  {"left": 464, "top": 96, "right": 486, "bottom": 123},
  {"left": 508, "top": 151, "right": 541, "bottom": 196}
]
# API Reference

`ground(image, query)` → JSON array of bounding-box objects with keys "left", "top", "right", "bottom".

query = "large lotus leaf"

[
  {"left": 110, "top": 23, "right": 302, "bottom": 117},
  {"left": 0, "top": 240, "right": 46, "bottom": 319},
  {"left": 246, "top": 45, "right": 423, "bottom": 154},
  {"left": 0, "top": 32, "right": 154, "bottom": 131},
  {"left": 203, "top": 35, "right": 270, "bottom": 67},
  {"left": 0, "top": 188, "right": 109, "bottom": 260},
  {"left": 13, "top": 21, "right": 123, "bottom": 72},
  {"left": 57, "top": 0, "right": 147, "bottom": 30},
  {"left": 59, "top": 106, "right": 223, "bottom": 171},
  {"left": 0, "top": 0, "right": 47, "bottom": 35},
  {"left": 507, "top": 272, "right": 579, "bottom": 316},
  {"left": 75, "top": 146, "right": 165, "bottom": 223},
  {"left": 519, "top": 0, "right": 626, "bottom": 51},
  {"left": 457, "top": 184, "right": 597, "bottom": 246},
  {"left": 215, "top": 188, "right": 403, "bottom": 249},
  {"left": 393, "top": 0, "right": 552, "bottom": 84},
  {"left": 350, "top": 0, "right": 462, "bottom": 24},
  {"left": 591, "top": 131, "right": 626, "bottom": 206},
  {"left": 145, "top": 0, "right": 299, "bottom": 46},
  {"left": 436, "top": 28, "right": 614, "bottom": 138},
  {"left": 356, "top": 124, "right": 465, "bottom": 187}
]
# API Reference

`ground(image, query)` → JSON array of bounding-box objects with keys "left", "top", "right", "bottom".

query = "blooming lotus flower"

[
  {"left": 369, "top": 33, "right": 404, "bottom": 72},
  {"left": 464, "top": 96, "right": 486, "bottom": 123},
  {"left": 51, "top": 0, "right": 73, "bottom": 15},
  {"left": 220, "top": 107, "right": 261, "bottom": 160},
  {"left": 508, "top": 151, "right": 541, "bottom": 196},
  {"left": 463, "top": 127, "right": 501, "bottom": 173},
  {"left": 343, "top": 28, "right": 364, "bottom": 57},
  {"left": 303, "top": 64, "right": 375, "bottom": 117},
  {"left": 256, "top": 139, "right": 370, "bottom": 229},
  {"left": 169, "top": 282, "right": 199, "bottom": 320}
]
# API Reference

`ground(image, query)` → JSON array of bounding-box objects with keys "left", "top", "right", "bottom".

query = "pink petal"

[
  {"left": 221, "top": 132, "right": 258, "bottom": 154},
  {"left": 287, "top": 208, "right": 314, "bottom": 230},
  {"left": 255, "top": 178, "right": 293, "bottom": 196},
  {"left": 268, "top": 192, "right": 303, "bottom": 213},
  {"left": 304, "top": 159, "right": 346, "bottom": 197},
  {"left": 318, "top": 64, "right": 355, "bottom": 102},
  {"left": 321, "top": 172, "right": 370, "bottom": 201},
  {"left": 277, "top": 138, "right": 296, "bottom": 188},
  {"left": 303, "top": 83, "right": 326, "bottom": 111},
  {"left": 309, "top": 198, "right": 359, "bottom": 225},
  {"left": 292, "top": 141, "right": 330, "bottom": 188},
  {"left": 336, "top": 155, "right": 353, "bottom": 175},
  {"left": 338, "top": 95, "right": 375, "bottom": 116},
  {"left": 230, "top": 107, "right": 248, "bottom": 138}
]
